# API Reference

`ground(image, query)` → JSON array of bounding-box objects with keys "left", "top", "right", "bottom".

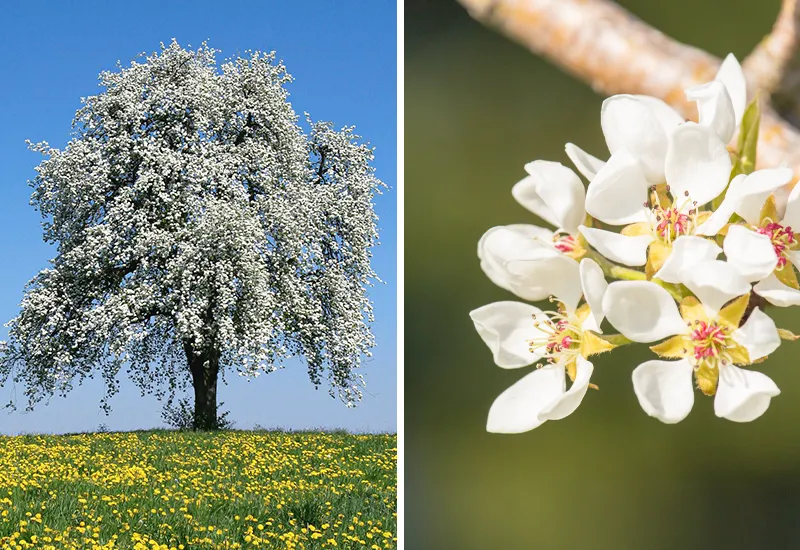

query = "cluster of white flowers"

[
  {"left": 0, "top": 41, "right": 382, "bottom": 412},
  {"left": 472, "top": 54, "right": 800, "bottom": 432}
]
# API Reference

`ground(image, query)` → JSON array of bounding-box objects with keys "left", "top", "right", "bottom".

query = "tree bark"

[{"left": 184, "top": 343, "right": 220, "bottom": 430}]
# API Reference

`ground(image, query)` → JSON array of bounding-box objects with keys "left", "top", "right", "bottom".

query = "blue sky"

[{"left": 0, "top": 1, "right": 397, "bottom": 434}]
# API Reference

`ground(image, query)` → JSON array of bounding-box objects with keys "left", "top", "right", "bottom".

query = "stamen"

[
  {"left": 689, "top": 320, "right": 733, "bottom": 370},
  {"left": 648, "top": 190, "right": 697, "bottom": 244},
  {"left": 758, "top": 222, "right": 796, "bottom": 268},
  {"left": 527, "top": 308, "right": 584, "bottom": 362}
]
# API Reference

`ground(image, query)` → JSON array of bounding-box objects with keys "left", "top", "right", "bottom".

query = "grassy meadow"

[{"left": 0, "top": 430, "right": 397, "bottom": 550}]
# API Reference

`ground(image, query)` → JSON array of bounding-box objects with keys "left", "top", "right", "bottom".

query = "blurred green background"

[{"left": 405, "top": 1, "right": 800, "bottom": 548}]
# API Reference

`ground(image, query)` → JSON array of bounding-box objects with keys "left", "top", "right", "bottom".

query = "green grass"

[{"left": 0, "top": 430, "right": 397, "bottom": 549}]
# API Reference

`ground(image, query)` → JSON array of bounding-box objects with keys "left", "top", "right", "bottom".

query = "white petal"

[
  {"left": 580, "top": 314, "right": 602, "bottom": 334},
  {"left": 470, "top": 302, "right": 547, "bottom": 369},
  {"left": 507, "top": 255, "right": 582, "bottom": 312},
  {"left": 665, "top": 122, "right": 732, "bottom": 208},
  {"left": 601, "top": 95, "right": 669, "bottom": 183},
  {"left": 786, "top": 249, "right": 800, "bottom": 271},
  {"left": 633, "top": 95, "right": 685, "bottom": 132},
  {"left": 524, "top": 161, "right": 586, "bottom": 234},
  {"left": 602, "top": 281, "right": 688, "bottom": 342},
  {"left": 578, "top": 225, "right": 653, "bottom": 266},
  {"left": 734, "top": 168, "right": 794, "bottom": 225},
  {"left": 478, "top": 225, "right": 558, "bottom": 300},
  {"left": 632, "top": 359, "right": 695, "bottom": 423},
  {"left": 685, "top": 80, "right": 736, "bottom": 144},
  {"left": 732, "top": 307, "right": 780, "bottom": 362},
  {"left": 678, "top": 259, "right": 750, "bottom": 315},
  {"left": 714, "top": 365, "right": 779, "bottom": 423},
  {"left": 722, "top": 225, "right": 778, "bottom": 282},
  {"left": 539, "top": 357, "right": 594, "bottom": 421},
  {"left": 694, "top": 174, "right": 746, "bottom": 235},
  {"left": 754, "top": 273, "right": 800, "bottom": 307},
  {"left": 780, "top": 178, "right": 800, "bottom": 230},
  {"left": 486, "top": 366, "right": 565, "bottom": 433},
  {"left": 565, "top": 142, "right": 606, "bottom": 181},
  {"left": 579, "top": 258, "right": 608, "bottom": 329},
  {"left": 715, "top": 53, "right": 747, "bottom": 128},
  {"left": 654, "top": 235, "right": 721, "bottom": 283},
  {"left": 511, "top": 175, "right": 559, "bottom": 228},
  {"left": 584, "top": 150, "right": 650, "bottom": 225},
  {"left": 775, "top": 181, "right": 792, "bottom": 220}
]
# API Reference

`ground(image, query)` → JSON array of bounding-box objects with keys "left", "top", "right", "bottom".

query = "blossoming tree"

[
  {"left": 0, "top": 41, "right": 382, "bottom": 430},
  {"left": 471, "top": 50, "right": 800, "bottom": 431}
]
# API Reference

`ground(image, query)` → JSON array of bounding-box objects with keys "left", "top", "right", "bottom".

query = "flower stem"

[
  {"left": 583, "top": 249, "right": 687, "bottom": 301},
  {"left": 585, "top": 249, "right": 646, "bottom": 281},
  {"left": 652, "top": 279, "right": 688, "bottom": 301}
]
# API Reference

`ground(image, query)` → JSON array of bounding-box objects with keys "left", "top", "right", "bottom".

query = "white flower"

[
  {"left": 479, "top": 160, "right": 587, "bottom": 301},
  {"left": 470, "top": 259, "right": 612, "bottom": 433},
  {"left": 602, "top": 260, "right": 781, "bottom": 423},
  {"left": 577, "top": 125, "right": 733, "bottom": 273},
  {"left": 702, "top": 173, "right": 800, "bottom": 306},
  {"left": 567, "top": 54, "right": 745, "bottom": 184},
  {"left": 571, "top": 55, "right": 747, "bottom": 274}
]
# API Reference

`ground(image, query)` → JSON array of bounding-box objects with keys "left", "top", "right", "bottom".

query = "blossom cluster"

[
  {"left": 471, "top": 54, "right": 800, "bottom": 432},
  {"left": 0, "top": 41, "right": 382, "bottom": 412}
]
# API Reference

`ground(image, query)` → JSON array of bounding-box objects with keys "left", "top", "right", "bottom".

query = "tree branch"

[
  {"left": 456, "top": 0, "right": 800, "bottom": 181},
  {"left": 744, "top": 0, "right": 800, "bottom": 94}
]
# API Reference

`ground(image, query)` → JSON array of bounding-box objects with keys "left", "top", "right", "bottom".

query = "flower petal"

[
  {"left": 715, "top": 53, "right": 747, "bottom": 128},
  {"left": 486, "top": 366, "right": 565, "bottom": 433},
  {"left": 714, "top": 365, "right": 780, "bottom": 423},
  {"left": 470, "top": 301, "right": 547, "bottom": 369},
  {"left": 732, "top": 307, "right": 780, "bottom": 362},
  {"left": 507, "top": 254, "right": 582, "bottom": 312},
  {"left": 753, "top": 273, "right": 800, "bottom": 306},
  {"left": 685, "top": 80, "right": 736, "bottom": 144},
  {"left": 578, "top": 225, "right": 653, "bottom": 266},
  {"left": 734, "top": 168, "right": 794, "bottom": 225},
  {"left": 633, "top": 95, "right": 685, "bottom": 133},
  {"left": 654, "top": 235, "right": 721, "bottom": 283},
  {"left": 722, "top": 225, "right": 778, "bottom": 282},
  {"left": 632, "top": 358, "right": 695, "bottom": 423},
  {"left": 478, "top": 225, "right": 558, "bottom": 301},
  {"left": 780, "top": 178, "right": 800, "bottom": 229},
  {"left": 602, "top": 281, "right": 688, "bottom": 342},
  {"left": 565, "top": 142, "right": 606, "bottom": 181},
  {"left": 580, "top": 258, "right": 608, "bottom": 329},
  {"left": 601, "top": 95, "right": 670, "bottom": 183},
  {"left": 584, "top": 150, "right": 650, "bottom": 225},
  {"left": 694, "top": 174, "right": 746, "bottom": 236},
  {"left": 539, "top": 357, "right": 594, "bottom": 421},
  {"left": 511, "top": 175, "right": 559, "bottom": 228},
  {"left": 665, "top": 122, "right": 732, "bottom": 208},
  {"left": 524, "top": 160, "right": 586, "bottom": 234},
  {"left": 679, "top": 259, "right": 750, "bottom": 315}
]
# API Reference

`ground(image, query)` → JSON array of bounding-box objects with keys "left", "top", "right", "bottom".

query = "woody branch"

[{"left": 456, "top": 0, "right": 800, "bottom": 181}]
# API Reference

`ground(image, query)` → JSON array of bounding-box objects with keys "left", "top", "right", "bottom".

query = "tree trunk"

[{"left": 185, "top": 343, "right": 220, "bottom": 430}]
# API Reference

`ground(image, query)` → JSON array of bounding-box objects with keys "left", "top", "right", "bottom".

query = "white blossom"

[
  {"left": 602, "top": 261, "right": 781, "bottom": 423},
  {"left": 479, "top": 160, "right": 586, "bottom": 301},
  {"left": 0, "top": 41, "right": 383, "bottom": 417},
  {"left": 471, "top": 259, "right": 612, "bottom": 433}
]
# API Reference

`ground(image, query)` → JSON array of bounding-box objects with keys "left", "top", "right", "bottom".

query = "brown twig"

[
  {"left": 744, "top": 0, "right": 800, "bottom": 94},
  {"left": 457, "top": 0, "right": 800, "bottom": 183}
]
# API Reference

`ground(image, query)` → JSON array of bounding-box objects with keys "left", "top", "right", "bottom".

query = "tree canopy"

[{"left": 0, "top": 41, "right": 383, "bottom": 428}]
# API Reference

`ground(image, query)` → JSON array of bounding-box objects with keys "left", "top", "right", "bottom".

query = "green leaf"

[
  {"left": 714, "top": 94, "right": 762, "bottom": 210},
  {"left": 736, "top": 92, "right": 761, "bottom": 175}
]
